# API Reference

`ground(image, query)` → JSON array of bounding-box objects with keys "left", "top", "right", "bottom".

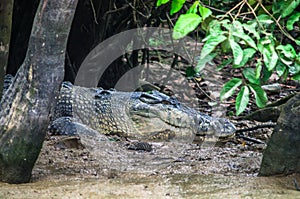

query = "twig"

[
  {"left": 239, "top": 3, "right": 259, "bottom": 17},
  {"left": 126, "top": 0, "right": 149, "bottom": 18},
  {"left": 204, "top": 5, "right": 227, "bottom": 14},
  {"left": 194, "top": 81, "right": 217, "bottom": 102},
  {"left": 234, "top": 1, "right": 245, "bottom": 20},
  {"left": 89, "top": 0, "right": 98, "bottom": 24},
  {"left": 220, "top": 1, "right": 245, "bottom": 20},
  {"left": 244, "top": 0, "right": 264, "bottom": 30},
  {"left": 237, "top": 135, "right": 265, "bottom": 144},
  {"left": 103, "top": 5, "right": 130, "bottom": 18},
  {"left": 205, "top": 4, "right": 252, "bottom": 20},
  {"left": 258, "top": 1, "right": 295, "bottom": 42},
  {"left": 165, "top": 11, "right": 174, "bottom": 27},
  {"left": 132, "top": 0, "right": 137, "bottom": 26},
  {"left": 235, "top": 123, "right": 276, "bottom": 133}
]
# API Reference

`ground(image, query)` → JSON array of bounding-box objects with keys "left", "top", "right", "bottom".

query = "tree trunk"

[
  {"left": 0, "top": 0, "right": 14, "bottom": 98},
  {"left": 0, "top": 0, "right": 78, "bottom": 183}
]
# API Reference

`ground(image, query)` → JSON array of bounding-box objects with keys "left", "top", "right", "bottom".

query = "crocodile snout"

[{"left": 211, "top": 118, "right": 236, "bottom": 137}]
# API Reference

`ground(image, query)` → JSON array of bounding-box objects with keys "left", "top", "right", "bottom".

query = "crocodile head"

[{"left": 122, "top": 90, "right": 236, "bottom": 141}]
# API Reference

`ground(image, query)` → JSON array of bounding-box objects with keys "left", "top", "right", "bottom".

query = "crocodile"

[{"left": 49, "top": 81, "right": 236, "bottom": 142}]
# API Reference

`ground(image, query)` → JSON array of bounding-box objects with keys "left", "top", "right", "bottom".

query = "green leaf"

[
  {"left": 156, "top": 0, "right": 170, "bottom": 7},
  {"left": 201, "top": 15, "right": 213, "bottom": 31},
  {"left": 233, "top": 48, "right": 256, "bottom": 68},
  {"left": 249, "top": 84, "right": 268, "bottom": 108},
  {"left": 257, "top": 37, "right": 273, "bottom": 50},
  {"left": 220, "top": 19, "right": 232, "bottom": 31},
  {"left": 292, "top": 72, "right": 300, "bottom": 80},
  {"left": 232, "top": 21, "right": 244, "bottom": 33},
  {"left": 221, "top": 39, "right": 231, "bottom": 53},
  {"left": 170, "top": 0, "right": 186, "bottom": 15},
  {"left": 257, "top": 14, "right": 274, "bottom": 25},
  {"left": 280, "top": 57, "right": 293, "bottom": 66},
  {"left": 261, "top": 66, "right": 273, "bottom": 83},
  {"left": 282, "top": 1, "right": 300, "bottom": 17},
  {"left": 232, "top": 32, "right": 257, "bottom": 50},
  {"left": 199, "top": 5, "right": 212, "bottom": 20},
  {"left": 255, "top": 60, "right": 262, "bottom": 79},
  {"left": 289, "top": 62, "right": 300, "bottom": 75},
  {"left": 195, "top": 53, "right": 216, "bottom": 73},
  {"left": 276, "top": 61, "right": 287, "bottom": 77},
  {"left": 185, "top": 66, "right": 196, "bottom": 78},
  {"left": 243, "top": 68, "right": 260, "bottom": 85},
  {"left": 260, "top": 43, "right": 278, "bottom": 71},
  {"left": 235, "top": 86, "right": 250, "bottom": 116},
  {"left": 273, "top": 0, "right": 300, "bottom": 18},
  {"left": 173, "top": 13, "right": 202, "bottom": 39},
  {"left": 249, "top": 0, "right": 257, "bottom": 6},
  {"left": 287, "top": 12, "right": 300, "bottom": 30},
  {"left": 276, "top": 44, "right": 296, "bottom": 59},
  {"left": 200, "top": 34, "right": 227, "bottom": 59},
  {"left": 220, "top": 78, "right": 242, "bottom": 101},
  {"left": 229, "top": 37, "right": 243, "bottom": 65},
  {"left": 207, "top": 20, "right": 224, "bottom": 36},
  {"left": 187, "top": 1, "right": 199, "bottom": 14},
  {"left": 243, "top": 22, "right": 260, "bottom": 40}
]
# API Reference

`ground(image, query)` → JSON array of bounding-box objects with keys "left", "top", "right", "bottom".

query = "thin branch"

[
  {"left": 235, "top": 123, "right": 276, "bottom": 133},
  {"left": 244, "top": 0, "right": 264, "bottom": 30},
  {"left": 239, "top": 3, "right": 259, "bottom": 17},
  {"left": 89, "top": 0, "right": 98, "bottom": 24},
  {"left": 237, "top": 135, "right": 265, "bottom": 144},
  {"left": 165, "top": 11, "right": 174, "bottom": 27},
  {"left": 234, "top": 1, "right": 246, "bottom": 20},
  {"left": 194, "top": 81, "right": 217, "bottom": 102},
  {"left": 258, "top": 1, "right": 295, "bottom": 42},
  {"left": 103, "top": 5, "right": 130, "bottom": 18},
  {"left": 205, "top": 4, "right": 252, "bottom": 20},
  {"left": 220, "top": 1, "right": 245, "bottom": 21},
  {"left": 126, "top": 0, "right": 149, "bottom": 18}
]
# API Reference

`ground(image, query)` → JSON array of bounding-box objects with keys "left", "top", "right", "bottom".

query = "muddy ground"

[{"left": 0, "top": 131, "right": 300, "bottom": 198}]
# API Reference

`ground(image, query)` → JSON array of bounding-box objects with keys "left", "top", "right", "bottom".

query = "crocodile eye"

[
  {"left": 94, "top": 90, "right": 112, "bottom": 99},
  {"left": 161, "top": 100, "right": 173, "bottom": 105}
]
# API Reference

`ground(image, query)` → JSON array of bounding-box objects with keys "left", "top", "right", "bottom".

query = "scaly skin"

[{"left": 49, "top": 82, "right": 236, "bottom": 141}]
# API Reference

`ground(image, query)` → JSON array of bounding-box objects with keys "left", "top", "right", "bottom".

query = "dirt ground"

[{"left": 0, "top": 132, "right": 300, "bottom": 199}]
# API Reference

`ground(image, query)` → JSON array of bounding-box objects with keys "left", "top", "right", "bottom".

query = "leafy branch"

[{"left": 157, "top": 0, "right": 300, "bottom": 116}]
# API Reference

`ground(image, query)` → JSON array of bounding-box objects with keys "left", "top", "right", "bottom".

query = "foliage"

[{"left": 157, "top": 0, "right": 300, "bottom": 115}]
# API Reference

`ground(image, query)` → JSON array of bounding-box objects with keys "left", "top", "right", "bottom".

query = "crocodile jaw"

[{"left": 129, "top": 102, "right": 236, "bottom": 139}]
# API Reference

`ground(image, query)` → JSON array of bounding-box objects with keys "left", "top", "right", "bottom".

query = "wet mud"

[{"left": 1, "top": 133, "right": 299, "bottom": 198}]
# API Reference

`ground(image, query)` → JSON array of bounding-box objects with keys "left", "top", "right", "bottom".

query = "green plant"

[{"left": 157, "top": 0, "right": 300, "bottom": 115}]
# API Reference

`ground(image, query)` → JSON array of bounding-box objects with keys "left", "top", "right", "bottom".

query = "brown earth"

[{"left": 0, "top": 131, "right": 300, "bottom": 198}]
